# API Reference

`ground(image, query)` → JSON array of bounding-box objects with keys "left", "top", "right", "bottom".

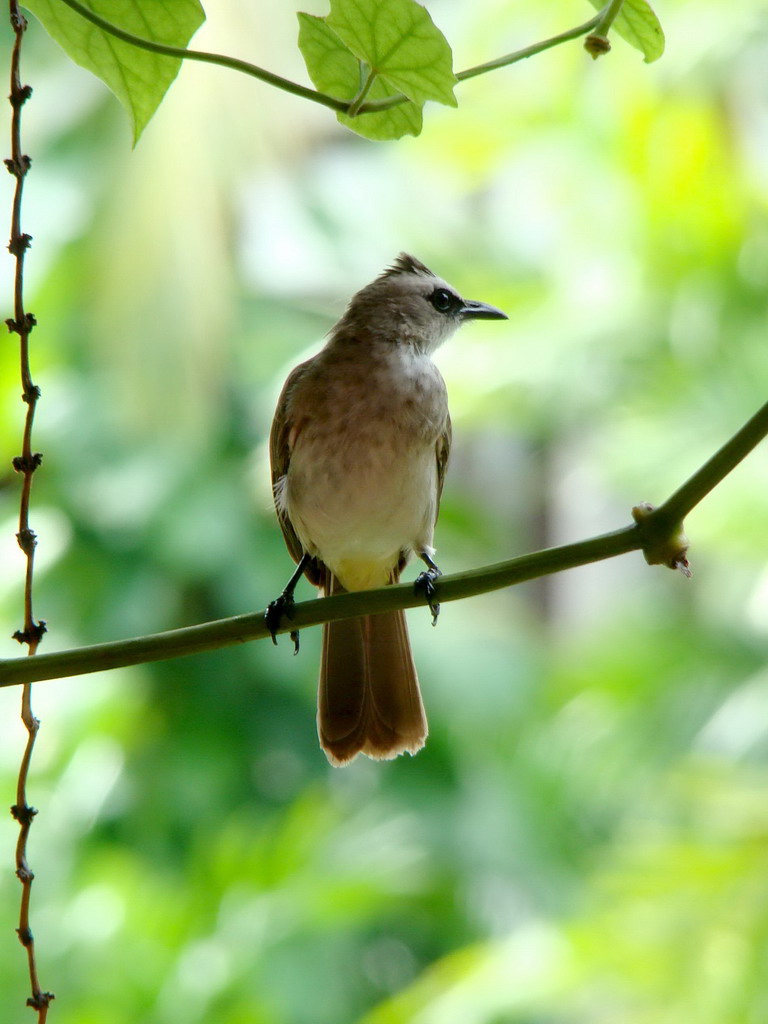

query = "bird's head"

[{"left": 336, "top": 253, "right": 508, "bottom": 353}]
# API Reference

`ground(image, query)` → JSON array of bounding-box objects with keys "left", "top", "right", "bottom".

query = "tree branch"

[
  {"left": 654, "top": 400, "right": 768, "bottom": 529},
  {"left": 0, "top": 524, "right": 642, "bottom": 688},
  {"left": 1, "top": 397, "right": 767, "bottom": 691}
]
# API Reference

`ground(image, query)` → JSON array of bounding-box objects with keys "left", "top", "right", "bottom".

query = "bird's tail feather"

[{"left": 318, "top": 572, "right": 427, "bottom": 766}]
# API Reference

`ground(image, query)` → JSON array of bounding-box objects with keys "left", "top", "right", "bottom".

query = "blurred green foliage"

[{"left": 2, "top": 1, "right": 768, "bottom": 1021}]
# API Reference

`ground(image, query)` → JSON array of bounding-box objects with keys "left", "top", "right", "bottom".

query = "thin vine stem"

[
  {"left": 57, "top": 0, "right": 350, "bottom": 113},
  {"left": 1, "top": 396, "right": 767, "bottom": 690},
  {"left": 58, "top": 0, "right": 609, "bottom": 117},
  {"left": 5, "top": 1, "right": 53, "bottom": 1018},
  {"left": 456, "top": 12, "right": 601, "bottom": 83},
  {"left": 363, "top": 11, "right": 604, "bottom": 114}
]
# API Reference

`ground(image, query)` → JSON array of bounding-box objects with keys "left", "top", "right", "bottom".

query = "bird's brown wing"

[
  {"left": 269, "top": 359, "right": 326, "bottom": 588},
  {"left": 396, "top": 413, "right": 452, "bottom": 577},
  {"left": 434, "top": 413, "right": 452, "bottom": 519}
]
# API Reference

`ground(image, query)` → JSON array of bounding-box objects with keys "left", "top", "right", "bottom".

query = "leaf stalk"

[
  {"left": 347, "top": 65, "right": 377, "bottom": 117},
  {"left": 584, "top": 0, "right": 625, "bottom": 58}
]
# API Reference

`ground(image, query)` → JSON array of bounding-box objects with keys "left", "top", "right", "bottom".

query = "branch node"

[
  {"left": 6, "top": 310, "right": 36, "bottom": 335},
  {"left": 16, "top": 925, "right": 33, "bottom": 947},
  {"left": 10, "top": 803, "right": 38, "bottom": 826},
  {"left": 12, "top": 452, "right": 42, "bottom": 474},
  {"left": 632, "top": 502, "right": 691, "bottom": 575},
  {"left": 584, "top": 34, "right": 611, "bottom": 59},
  {"left": 15, "top": 526, "right": 37, "bottom": 555},
  {"left": 8, "top": 228, "right": 32, "bottom": 254},
  {"left": 10, "top": 8, "right": 27, "bottom": 32},
  {"left": 9, "top": 83, "right": 32, "bottom": 108},
  {"left": 22, "top": 382, "right": 41, "bottom": 404},
  {"left": 4, "top": 153, "right": 31, "bottom": 176},
  {"left": 12, "top": 621, "right": 46, "bottom": 646},
  {"left": 27, "top": 992, "right": 55, "bottom": 1010}
]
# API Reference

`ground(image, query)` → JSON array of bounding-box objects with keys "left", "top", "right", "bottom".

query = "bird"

[{"left": 267, "top": 254, "right": 507, "bottom": 766}]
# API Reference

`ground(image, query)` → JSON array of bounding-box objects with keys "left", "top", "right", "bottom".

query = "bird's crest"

[{"left": 379, "top": 253, "right": 435, "bottom": 281}]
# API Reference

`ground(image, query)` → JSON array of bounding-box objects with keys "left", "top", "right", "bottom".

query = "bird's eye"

[{"left": 430, "top": 288, "right": 455, "bottom": 313}]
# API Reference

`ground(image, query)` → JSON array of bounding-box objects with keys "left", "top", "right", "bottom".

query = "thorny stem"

[
  {"left": 5, "top": 2, "right": 52, "bottom": 1018},
  {"left": 0, "top": 397, "right": 767, "bottom": 689},
  {"left": 58, "top": 0, "right": 608, "bottom": 117}
]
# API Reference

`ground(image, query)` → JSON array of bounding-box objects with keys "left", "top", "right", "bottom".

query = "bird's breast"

[{"left": 281, "top": 344, "right": 447, "bottom": 584}]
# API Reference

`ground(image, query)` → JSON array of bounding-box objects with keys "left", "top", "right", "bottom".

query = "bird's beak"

[{"left": 459, "top": 299, "right": 508, "bottom": 321}]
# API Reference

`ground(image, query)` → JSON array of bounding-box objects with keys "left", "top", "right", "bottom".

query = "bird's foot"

[
  {"left": 414, "top": 566, "right": 442, "bottom": 626},
  {"left": 265, "top": 592, "right": 301, "bottom": 654}
]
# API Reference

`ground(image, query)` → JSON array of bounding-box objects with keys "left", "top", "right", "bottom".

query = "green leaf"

[
  {"left": 23, "top": 0, "right": 205, "bottom": 143},
  {"left": 587, "top": 0, "right": 665, "bottom": 63},
  {"left": 298, "top": 13, "right": 422, "bottom": 141},
  {"left": 326, "top": 0, "right": 457, "bottom": 107}
]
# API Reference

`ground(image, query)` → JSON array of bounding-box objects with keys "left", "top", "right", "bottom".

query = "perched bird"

[{"left": 267, "top": 254, "right": 507, "bottom": 766}]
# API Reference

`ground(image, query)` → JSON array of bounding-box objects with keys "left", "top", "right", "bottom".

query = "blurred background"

[{"left": 1, "top": 0, "right": 768, "bottom": 1020}]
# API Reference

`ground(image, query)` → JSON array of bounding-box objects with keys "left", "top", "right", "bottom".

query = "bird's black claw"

[
  {"left": 265, "top": 593, "right": 300, "bottom": 651},
  {"left": 414, "top": 567, "right": 442, "bottom": 626}
]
